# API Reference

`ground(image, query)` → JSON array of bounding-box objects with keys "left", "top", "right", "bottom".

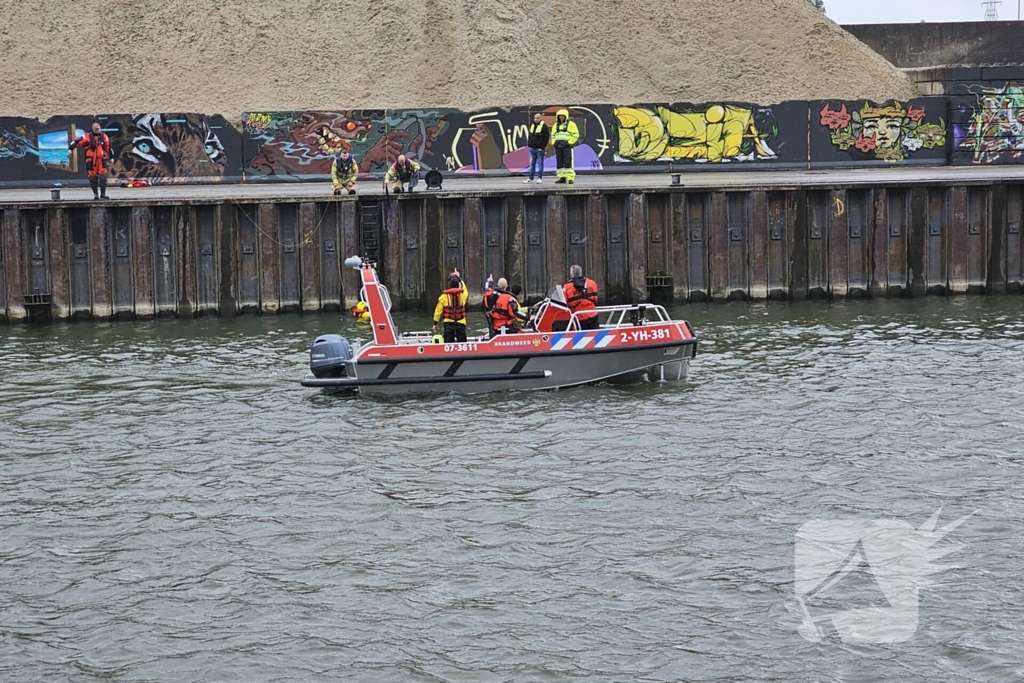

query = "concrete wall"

[
  {"left": 4, "top": 182, "right": 1024, "bottom": 323},
  {"left": 844, "top": 22, "right": 1024, "bottom": 69},
  {"left": 906, "top": 65, "right": 1024, "bottom": 95}
]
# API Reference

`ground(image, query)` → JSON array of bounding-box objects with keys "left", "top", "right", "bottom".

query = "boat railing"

[
  {"left": 396, "top": 331, "right": 490, "bottom": 345},
  {"left": 361, "top": 284, "right": 393, "bottom": 312},
  {"left": 565, "top": 303, "right": 672, "bottom": 331},
  {"left": 397, "top": 330, "right": 434, "bottom": 345}
]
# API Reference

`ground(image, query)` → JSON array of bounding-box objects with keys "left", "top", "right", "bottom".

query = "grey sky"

[{"left": 826, "top": 0, "right": 1022, "bottom": 24}]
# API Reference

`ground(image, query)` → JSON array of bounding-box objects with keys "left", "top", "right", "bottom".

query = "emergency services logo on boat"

[
  {"left": 494, "top": 339, "right": 534, "bottom": 347},
  {"left": 792, "top": 507, "right": 975, "bottom": 644}
]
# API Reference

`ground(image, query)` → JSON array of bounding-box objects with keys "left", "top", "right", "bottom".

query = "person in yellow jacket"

[
  {"left": 432, "top": 269, "right": 470, "bottom": 343},
  {"left": 332, "top": 147, "right": 358, "bottom": 195},
  {"left": 384, "top": 155, "right": 421, "bottom": 193},
  {"left": 552, "top": 108, "right": 580, "bottom": 185}
]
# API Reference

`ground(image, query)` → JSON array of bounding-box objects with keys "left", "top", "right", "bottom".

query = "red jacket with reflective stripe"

[{"left": 71, "top": 132, "right": 112, "bottom": 177}]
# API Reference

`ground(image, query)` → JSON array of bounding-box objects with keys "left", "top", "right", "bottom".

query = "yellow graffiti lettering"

[
  {"left": 614, "top": 105, "right": 777, "bottom": 163},
  {"left": 245, "top": 112, "right": 272, "bottom": 126},
  {"left": 833, "top": 196, "right": 845, "bottom": 217}
]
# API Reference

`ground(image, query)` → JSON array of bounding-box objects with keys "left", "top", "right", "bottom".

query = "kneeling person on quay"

[
  {"left": 332, "top": 146, "right": 358, "bottom": 195},
  {"left": 385, "top": 155, "right": 420, "bottom": 193},
  {"left": 433, "top": 271, "right": 469, "bottom": 343}
]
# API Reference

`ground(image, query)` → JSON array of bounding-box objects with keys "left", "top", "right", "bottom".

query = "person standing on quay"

[
  {"left": 524, "top": 112, "right": 550, "bottom": 184},
  {"left": 552, "top": 108, "right": 579, "bottom": 185},
  {"left": 70, "top": 121, "right": 113, "bottom": 200}
]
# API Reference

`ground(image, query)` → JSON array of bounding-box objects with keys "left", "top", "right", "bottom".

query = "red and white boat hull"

[{"left": 301, "top": 258, "right": 698, "bottom": 396}]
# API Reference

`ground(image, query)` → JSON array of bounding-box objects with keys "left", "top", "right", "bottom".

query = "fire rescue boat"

[{"left": 300, "top": 257, "right": 698, "bottom": 396}]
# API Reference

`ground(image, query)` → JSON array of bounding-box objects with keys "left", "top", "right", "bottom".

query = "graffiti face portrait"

[
  {"left": 864, "top": 115, "right": 905, "bottom": 148},
  {"left": 822, "top": 100, "right": 943, "bottom": 163},
  {"left": 107, "top": 114, "right": 227, "bottom": 182}
]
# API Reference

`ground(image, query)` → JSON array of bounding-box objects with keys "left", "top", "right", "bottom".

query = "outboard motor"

[{"left": 310, "top": 334, "right": 352, "bottom": 378}]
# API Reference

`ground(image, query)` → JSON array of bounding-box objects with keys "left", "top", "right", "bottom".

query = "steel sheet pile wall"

[{"left": 3, "top": 184, "right": 1024, "bottom": 323}]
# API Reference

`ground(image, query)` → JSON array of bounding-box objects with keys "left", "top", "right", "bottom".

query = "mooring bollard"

[
  {"left": 50, "top": 188, "right": 61, "bottom": 201},
  {"left": 670, "top": 173, "right": 681, "bottom": 186}
]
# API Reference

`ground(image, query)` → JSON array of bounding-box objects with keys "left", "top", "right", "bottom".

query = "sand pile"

[{"left": 1, "top": 0, "right": 915, "bottom": 118}]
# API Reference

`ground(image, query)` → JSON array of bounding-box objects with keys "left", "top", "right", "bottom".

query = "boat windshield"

[{"left": 548, "top": 284, "right": 566, "bottom": 303}]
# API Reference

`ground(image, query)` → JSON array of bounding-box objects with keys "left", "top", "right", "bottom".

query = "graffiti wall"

[
  {"left": 0, "top": 114, "right": 242, "bottom": 187},
  {"left": 441, "top": 105, "right": 614, "bottom": 176},
  {"left": 240, "top": 106, "right": 615, "bottom": 180},
  {"left": 611, "top": 101, "right": 808, "bottom": 167},
  {"left": 238, "top": 103, "right": 810, "bottom": 180},
  {"left": 241, "top": 110, "right": 454, "bottom": 181},
  {"left": 6, "top": 97, "right": 1023, "bottom": 186},
  {"left": 951, "top": 84, "right": 1024, "bottom": 165},
  {"left": 810, "top": 99, "right": 948, "bottom": 166}
]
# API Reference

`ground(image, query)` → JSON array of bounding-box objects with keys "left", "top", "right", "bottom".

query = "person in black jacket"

[{"left": 524, "top": 113, "right": 550, "bottom": 184}]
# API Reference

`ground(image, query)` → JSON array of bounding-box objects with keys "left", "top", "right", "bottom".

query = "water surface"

[{"left": 2, "top": 298, "right": 1022, "bottom": 681}]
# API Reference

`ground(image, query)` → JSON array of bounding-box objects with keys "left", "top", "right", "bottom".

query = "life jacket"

[
  {"left": 483, "top": 287, "right": 499, "bottom": 312},
  {"left": 394, "top": 161, "right": 414, "bottom": 181},
  {"left": 440, "top": 287, "right": 466, "bottom": 322},
  {"left": 564, "top": 277, "right": 598, "bottom": 319},
  {"left": 490, "top": 291, "right": 518, "bottom": 330},
  {"left": 335, "top": 155, "right": 354, "bottom": 175},
  {"left": 350, "top": 301, "right": 370, "bottom": 321}
]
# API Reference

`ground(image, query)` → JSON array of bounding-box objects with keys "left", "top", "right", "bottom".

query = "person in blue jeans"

[{"left": 524, "top": 112, "right": 551, "bottom": 184}]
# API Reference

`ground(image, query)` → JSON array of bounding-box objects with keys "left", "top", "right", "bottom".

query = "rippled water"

[{"left": 2, "top": 298, "right": 1023, "bottom": 682}]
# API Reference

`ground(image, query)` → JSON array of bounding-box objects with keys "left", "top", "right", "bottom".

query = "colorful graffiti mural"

[
  {"left": 14, "top": 99, "right": 1024, "bottom": 186},
  {"left": 0, "top": 114, "right": 242, "bottom": 187},
  {"left": 817, "top": 100, "right": 946, "bottom": 163},
  {"left": 241, "top": 110, "right": 451, "bottom": 180},
  {"left": 240, "top": 107, "right": 610, "bottom": 180},
  {"left": 106, "top": 114, "right": 238, "bottom": 183},
  {"left": 954, "top": 84, "right": 1024, "bottom": 165},
  {"left": 1, "top": 120, "right": 85, "bottom": 175},
  {"left": 612, "top": 104, "right": 779, "bottom": 163},
  {"left": 444, "top": 106, "right": 611, "bottom": 175}
]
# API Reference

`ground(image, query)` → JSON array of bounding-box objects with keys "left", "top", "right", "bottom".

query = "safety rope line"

[{"left": 229, "top": 199, "right": 332, "bottom": 249}]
